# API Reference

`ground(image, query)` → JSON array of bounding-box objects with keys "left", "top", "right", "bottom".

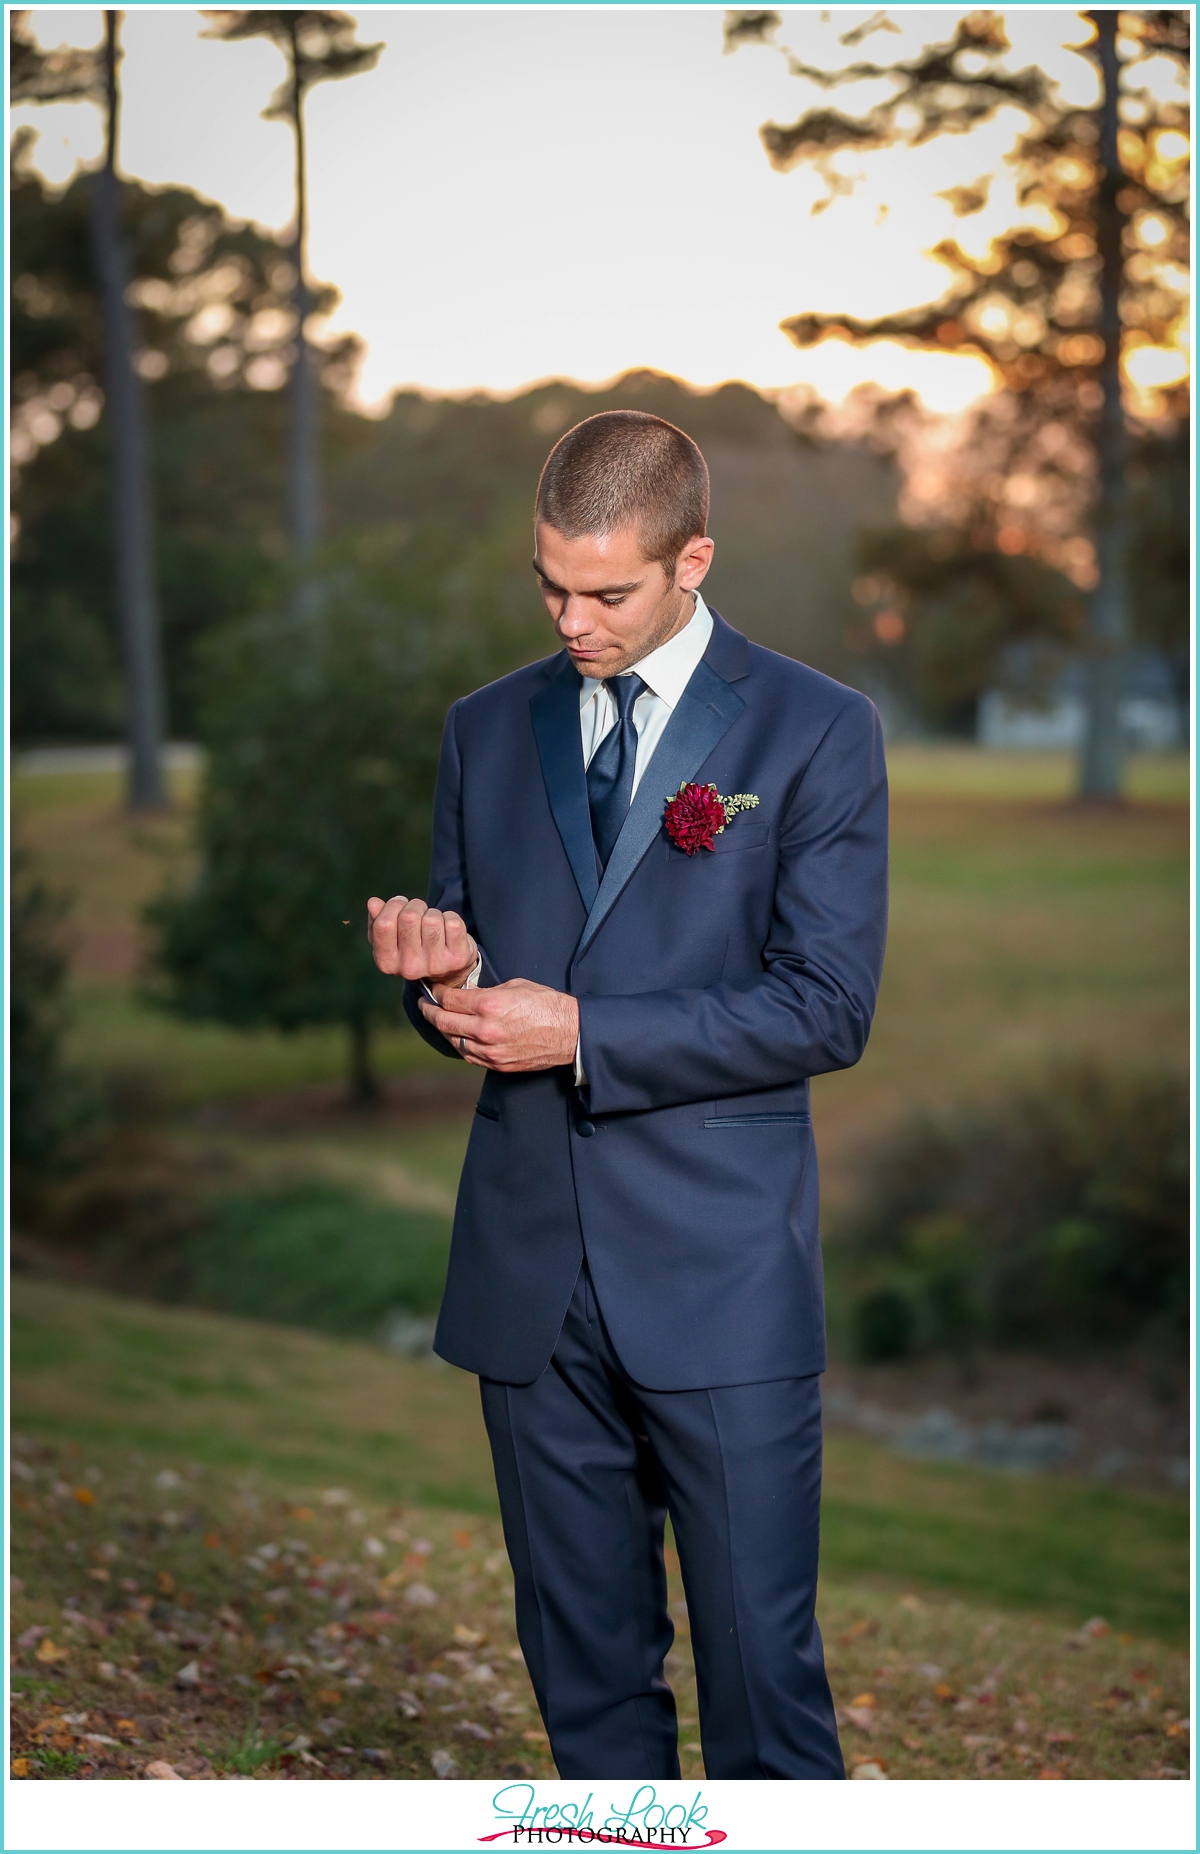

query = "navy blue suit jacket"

[{"left": 404, "top": 612, "right": 888, "bottom": 1390}]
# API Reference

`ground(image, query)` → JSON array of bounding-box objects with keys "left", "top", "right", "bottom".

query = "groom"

[{"left": 368, "top": 410, "right": 888, "bottom": 1780}]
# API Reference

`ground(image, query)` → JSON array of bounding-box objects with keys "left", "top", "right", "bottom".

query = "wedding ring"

[{"left": 459, "top": 1035, "right": 468, "bottom": 1053}]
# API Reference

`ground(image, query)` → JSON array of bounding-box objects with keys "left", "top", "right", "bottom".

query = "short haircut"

[{"left": 535, "top": 410, "right": 710, "bottom": 580}]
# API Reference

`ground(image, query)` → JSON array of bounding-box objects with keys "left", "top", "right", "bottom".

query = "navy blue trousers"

[{"left": 479, "top": 1261, "right": 844, "bottom": 1780}]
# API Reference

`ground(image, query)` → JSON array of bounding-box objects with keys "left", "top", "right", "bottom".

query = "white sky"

[{"left": 14, "top": 7, "right": 1114, "bottom": 413}]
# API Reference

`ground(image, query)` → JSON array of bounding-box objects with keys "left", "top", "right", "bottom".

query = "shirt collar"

[{"left": 579, "top": 593, "right": 714, "bottom": 711}]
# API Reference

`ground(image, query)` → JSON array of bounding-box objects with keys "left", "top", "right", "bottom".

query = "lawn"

[
  {"left": 12, "top": 749, "right": 1190, "bottom": 1162},
  {"left": 9, "top": 1280, "right": 1190, "bottom": 1782},
  {"left": 11, "top": 747, "right": 1191, "bottom": 1781}
]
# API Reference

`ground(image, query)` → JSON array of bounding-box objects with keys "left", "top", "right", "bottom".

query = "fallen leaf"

[
  {"left": 456, "top": 1721, "right": 493, "bottom": 1741},
  {"left": 398, "top": 1691, "right": 422, "bottom": 1720},
  {"left": 35, "top": 1638, "right": 69, "bottom": 1664},
  {"left": 145, "top": 1759, "right": 181, "bottom": 1780},
  {"left": 115, "top": 1719, "right": 138, "bottom": 1735},
  {"left": 174, "top": 1659, "right": 201, "bottom": 1688},
  {"left": 849, "top": 1692, "right": 876, "bottom": 1708},
  {"left": 1079, "top": 1617, "right": 1110, "bottom": 1639},
  {"left": 507, "top": 1646, "right": 526, "bottom": 1665},
  {"left": 290, "top": 1507, "right": 315, "bottom": 1522},
  {"left": 203, "top": 1533, "right": 222, "bottom": 1549},
  {"left": 73, "top": 1487, "right": 95, "bottom": 1506},
  {"left": 521, "top": 1730, "right": 549, "bottom": 1745},
  {"left": 453, "top": 1530, "right": 473, "bottom": 1549},
  {"left": 404, "top": 1582, "right": 438, "bottom": 1608},
  {"left": 430, "top": 1748, "right": 459, "bottom": 1778},
  {"left": 1045, "top": 1731, "right": 1075, "bottom": 1745},
  {"left": 316, "top": 1689, "right": 342, "bottom": 1705},
  {"left": 16, "top": 1625, "right": 48, "bottom": 1648},
  {"left": 454, "top": 1625, "right": 486, "bottom": 1647},
  {"left": 87, "top": 1567, "right": 111, "bottom": 1583},
  {"left": 157, "top": 1571, "right": 175, "bottom": 1595},
  {"left": 850, "top": 1760, "right": 888, "bottom": 1780},
  {"left": 934, "top": 1683, "right": 957, "bottom": 1702},
  {"left": 10, "top": 1759, "right": 30, "bottom": 1778},
  {"left": 1038, "top": 1768, "right": 1064, "bottom": 1780},
  {"left": 839, "top": 1706, "right": 876, "bottom": 1732}
]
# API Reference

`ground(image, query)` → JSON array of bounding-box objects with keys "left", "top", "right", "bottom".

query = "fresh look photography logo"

[{"left": 478, "top": 1784, "right": 727, "bottom": 1847}]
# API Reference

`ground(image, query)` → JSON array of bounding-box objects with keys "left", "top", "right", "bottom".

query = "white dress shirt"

[
  {"left": 463, "top": 593, "right": 714, "bottom": 1086},
  {"left": 578, "top": 593, "right": 713, "bottom": 787}
]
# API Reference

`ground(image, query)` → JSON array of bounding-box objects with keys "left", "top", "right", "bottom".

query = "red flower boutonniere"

[{"left": 663, "top": 782, "right": 760, "bottom": 855}]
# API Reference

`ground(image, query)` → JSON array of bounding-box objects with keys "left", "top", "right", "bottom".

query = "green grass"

[
  {"left": 822, "top": 1439, "right": 1188, "bottom": 1645},
  {"left": 9, "top": 1282, "right": 1189, "bottom": 1783},
  {"left": 66, "top": 988, "right": 447, "bottom": 1104},
  {"left": 12, "top": 1278, "right": 494, "bottom": 1514},
  {"left": 191, "top": 1184, "right": 452, "bottom": 1328},
  {"left": 11, "top": 1278, "right": 1188, "bottom": 1645},
  {"left": 13, "top": 752, "right": 1189, "bottom": 1133},
  {"left": 886, "top": 745, "right": 1188, "bottom": 802}
]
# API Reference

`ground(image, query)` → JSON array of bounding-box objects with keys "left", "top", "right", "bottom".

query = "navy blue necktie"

[{"left": 586, "top": 674, "right": 646, "bottom": 869}]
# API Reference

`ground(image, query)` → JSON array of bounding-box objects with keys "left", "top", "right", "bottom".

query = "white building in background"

[{"left": 977, "top": 651, "right": 1186, "bottom": 752}]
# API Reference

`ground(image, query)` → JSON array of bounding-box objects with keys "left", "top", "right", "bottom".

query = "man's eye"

[{"left": 599, "top": 596, "right": 626, "bottom": 608}]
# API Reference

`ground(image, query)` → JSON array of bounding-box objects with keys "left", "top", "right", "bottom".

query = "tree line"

[{"left": 10, "top": 7, "right": 1190, "bottom": 1103}]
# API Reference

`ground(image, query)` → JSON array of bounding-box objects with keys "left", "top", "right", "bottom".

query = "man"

[{"left": 367, "top": 410, "right": 888, "bottom": 1781}]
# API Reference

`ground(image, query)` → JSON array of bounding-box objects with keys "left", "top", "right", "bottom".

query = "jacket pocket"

[
  {"left": 474, "top": 1101, "right": 500, "bottom": 1123},
  {"left": 704, "top": 1111, "right": 811, "bottom": 1128}
]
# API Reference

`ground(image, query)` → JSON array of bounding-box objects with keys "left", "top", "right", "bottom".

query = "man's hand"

[
  {"left": 419, "top": 978, "right": 579, "bottom": 1071},
  {"left": 367, "top": 894, "right": 478, "bottom": 994}
]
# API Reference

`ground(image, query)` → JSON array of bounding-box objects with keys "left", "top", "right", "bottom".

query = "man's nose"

[{"left": 556, "top": 597, "right": 594, "bottom": 636}]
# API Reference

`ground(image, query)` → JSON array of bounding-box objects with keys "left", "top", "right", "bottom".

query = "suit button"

[{"left": 576, "top": 1119, "right": 596, "bottom": 1137}]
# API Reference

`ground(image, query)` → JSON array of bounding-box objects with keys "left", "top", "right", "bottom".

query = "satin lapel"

[
  {"left": 529, "top": 656, "right": 599, "bottom": 914},
  {"left": 575, "top": 658, "right": 745, "bottom": 960}
]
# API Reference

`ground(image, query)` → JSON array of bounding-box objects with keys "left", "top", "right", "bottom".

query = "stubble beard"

[{"left": 606, "top": 582, "right": 696, "bottom": 676}]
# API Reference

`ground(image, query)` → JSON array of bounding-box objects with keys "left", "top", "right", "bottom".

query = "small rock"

[
  {"left": 431, "top": 1748, "right": 459, "bottom": 1778},
  {"left": 144, "top": 1760, "right": 181, "bottom": 1780},
  {"left": 851, "top": 1761, "right": 888, "bottom": 1779},
  {"left": 174, "top": 1660, "right": 201, "bottom": 1688}
]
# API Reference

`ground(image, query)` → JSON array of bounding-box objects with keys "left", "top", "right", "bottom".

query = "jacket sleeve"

[
  {"left": 402, "top": 701, "right": 501, "bottom": 1059},
  {"left": 576, "top": 694, "right": 889, "bottom": 1114}
]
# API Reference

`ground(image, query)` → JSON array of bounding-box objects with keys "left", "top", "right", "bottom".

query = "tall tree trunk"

[
  {"left": 1079, "top": 11, "right": 1130, "bottom": 801},
  {"left": 91, "top": 10, "right": 167, "bottom": 813},
  {"left": 287, "top": 20, "right": 320, "bottom": 558},
  {"left": 348, "top": 1016, "right": 378, "bottom": 1106}
]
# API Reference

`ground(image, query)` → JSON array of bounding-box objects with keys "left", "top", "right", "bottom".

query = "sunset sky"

[{"left": 13, "top": 7, "right": 1187, "bottom": 414}]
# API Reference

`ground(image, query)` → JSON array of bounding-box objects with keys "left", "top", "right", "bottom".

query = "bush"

[
  {"left": 10, "top": 845, "right": 94, "bottom": 1194},
  {"left": 836, "top": 1064, "right": 1189, "bottom": 1361},
  {"left": 186, "top": 1183, "right": 452, "bottom": 1334}
]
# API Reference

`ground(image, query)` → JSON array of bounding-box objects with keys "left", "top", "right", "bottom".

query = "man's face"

[{"left": 533, "top": 523, "right": 715, "bottom": 680}]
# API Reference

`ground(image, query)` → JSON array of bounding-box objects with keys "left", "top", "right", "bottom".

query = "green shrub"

[
  {"left": 186, "top": 1183, "right": 452, "bottom": 1335},
  {"left": 836, "top": 1064, "right": 1189, "bottom": 1361}
]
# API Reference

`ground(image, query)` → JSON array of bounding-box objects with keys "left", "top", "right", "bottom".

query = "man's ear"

[{"left": 675, "top": 534, "right": 715, "bottom": 591}]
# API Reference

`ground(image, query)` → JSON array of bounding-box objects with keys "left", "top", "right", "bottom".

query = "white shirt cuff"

[
  {"left": 574, "top": 1035, "right": 586, "bottom": 1088},
  {"left": 463, "top": 950, "right": 483, "bottom": 989}
]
